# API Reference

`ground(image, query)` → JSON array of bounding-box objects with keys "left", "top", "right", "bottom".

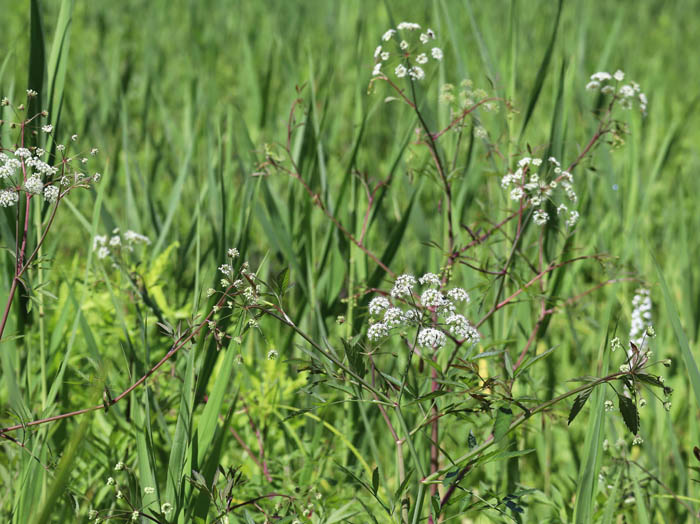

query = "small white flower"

[
  {"left": 510, "top": 187, "right": 524, "bottom": 201},
  {"left": 402, "top": 309, "right": 420, "bottom": 324},
  {"left": 604, "top": 400, "right": 614, "bottom": 412},
  {"left": 383, "top": 307, "right": 403, "bottom": 327},
  {"left": 367, "top": 322, "right": 389, "bottom": 341},
  {"left": 419, "top": 273, "right": 441, "bottom": 286},
  {"left": 399, "top": 40, "right": 409, "bottom": 50},
  {"left": 419, "top": 33, "right": 429, "bottom": 44},
  {"left": 585, "top": 81, "right": 600, "bottom": 91},
  {"left": 219, "top": 264, "right": 233, "bottom": 277},
  {"left": 144, "top": 486, "right": 155, "bottom": 494},
  {"left": 124, "top": 230, "right": 150, "bottom": 244},
  {"left": 382, "top": 29, "right": 396, "bottom": 41},
  {"left": 395, "top": 64, "right": 407, "bottom": 78},
  {"left": 632, "top": 435, "right": 643, "bottom": 446},
  {"left": 446, "top": 314, "right": 480, "bottom": 343},
  {"left": 613, "top": 69, "right": 625, "bottom": 81},
  {"left": 161, "top": 503, "right": 173, "bottom": 514},
  {"left": 131, "top": 511, "right": 139, "bottom": 521},
  {"left": 109, "top": 235, "right": 121, "bottom": 247},
  {"left": 372, "top": 63, "right": 382, "bottom": 76},
  {"left": 41, "top": 124, "right": 53, "bottom": 133},
  {"left": 374, "top": 45, "right": 382, "bottom": 58},
  {"left": 420, "top": 289, "right": 444, "bottom": 308},
  {"left": 227, "top": 248, "right": 239, "bottom": 258},
  {"left": 114, "top": 461, "right": 125, "bottom": 471},
  {"left": 566, "top": 210, "right": 579, "bottom": 227},
  {"left": 533, "top": 209, "right": 549, "bottom": 226},
  {"left": 91, "top": 148, "right": 99, "bottom": 155},
  {"left": 610, "top": 337, "right": 622, "bottom": 352},
  {"left": 590, "top": 72, "right": 612, "bottom": 82},
  {"left": 397, "top": 22, "right": 421, "bottom": 31},
  {"left": 380, "top": 51, "right": 389, "bottom": 61},
  {"left": 88, "top": 510, "right": 98, "bottom": 520},
  {"left": 409, "top": 66, "right": 425, "bottom": 80},
  {"left": 369, "top": 296, "right": 390, "bottom": 316},
  {"left": 24, "top": 175, "right": 44, "bottom": 195},
  {"left": 0, "top": 189, "right": 19, "bottom": 208},
  {"left": 431, "top": 47, "right": 443, "bottom": 61},
  {"left": 446, "top": 288, "right": 470, "bottom": 303},
  {"left": 619, "top": 85, "right": 635, "bottom": 98},
  {"left": 97, "top": 246, "right": 110, "bottom": 259},
  {"left": 15, "top": 147, "right": 32, "bottom": 159},
  {"left": 418, "top": 327, "right": 446, "bottom": 349},
  {"left": 107, "top": 477, "right": 115, "bottom": 486},
  {"left": 267, "top": 349, "right": 278, "bottom": 360},
  {"left": 71, "top": 134, "right": 78, "bottom": 141},
  {"left": 391, "top": 274, "right": 416, "bottom": 297},
  {"left": 415, "top": 53, "right": 428, "bottom": 64}
]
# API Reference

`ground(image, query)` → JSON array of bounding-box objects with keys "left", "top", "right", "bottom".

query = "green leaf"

[
  {"left": 371, "top": 467, "right": 379, "bottom": 494},
  {"left": 617, "top": 393, "right": 639, "bottom": 435},
  {"left": 493, "top": 407, "right": 513, "bottom": 443},
  {"left": 634, "top": 373, "right": 665, "bottom": 390},
  {"left": 568, "top": 387, "right": 593, "bottom": 426}
]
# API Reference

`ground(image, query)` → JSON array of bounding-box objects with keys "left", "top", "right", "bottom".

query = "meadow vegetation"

[{"left": 1, "top": 1, "right": 700, "bottom": 522}]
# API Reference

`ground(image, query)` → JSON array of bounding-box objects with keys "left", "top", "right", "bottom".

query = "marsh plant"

[{"left": 0, "top": 11, "right": 691, "bottom": 524}]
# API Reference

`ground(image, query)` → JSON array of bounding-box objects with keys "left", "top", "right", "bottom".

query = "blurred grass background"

[{"left": 1, "top": 0, "right": 700, "bottom": 522}]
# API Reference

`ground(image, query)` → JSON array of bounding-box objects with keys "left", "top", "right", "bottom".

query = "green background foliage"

[{"left": 1, "top": 0, "right": 699, "bottom": 522}]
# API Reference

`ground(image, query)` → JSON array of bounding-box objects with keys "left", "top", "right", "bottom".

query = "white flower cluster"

[
  {"left": 0, "top": 153, "right": 21, "bottom": 179},
  {"left": 373, "top": 22, "right": 443, "bottom": 80},
  {"left": 92, "top": 229, "right": 150, "bottom": 260},
  {"left": 585, "top": 70, "right": 647, "bottom": 113},
  {"left": 0, "top": 129, "right": 100, "bottom": 208},
  {"left": 0, "top": 189, "right": 19, "bottom": 207},
  {"left": 501, "top": 156, "right": 579, "bottom": 227},
  {"left": 613, "top": 288, "right": 655, "bottom": 374},
  {"left": 629, "top": 288, "right": 652, "bottom": 351},
  {"left": 367, "top": 273, "right": 480, "bottom": 350}
]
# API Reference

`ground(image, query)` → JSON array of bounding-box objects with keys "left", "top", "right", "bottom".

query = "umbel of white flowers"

[
  {"left": 500, "top": 155, "right": 579, "bottom": 228},
  {"left": 372, "top": 22, "right": 443, "bottom": 80},
  {"left": 367, "top": 273, "right": 480, "bottom": 350}
]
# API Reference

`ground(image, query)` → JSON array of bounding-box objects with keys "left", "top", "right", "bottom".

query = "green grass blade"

[
  {"left": 46, "top": 0, "right": 74, "bottom": 134},
  {"left": 165, "top": 346, "right": 195, "bottom": 516},
  {"left": 654, "top": 254, "right": 700, "bottom": 408},
  {"left": 573, "top": 316, "right": 611, "bottom": 523},
  {"left": 517, "top": 0, "right": 563, "bottom": 142}
]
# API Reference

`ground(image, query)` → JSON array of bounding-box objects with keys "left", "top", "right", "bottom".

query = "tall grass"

[{"left": 1, "top": 1, "right": 699, "bottom": 522}]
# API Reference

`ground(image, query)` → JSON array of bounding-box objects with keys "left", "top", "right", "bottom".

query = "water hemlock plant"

[{"left": 1, "top": 5, "right": 697, "bottom": 524}]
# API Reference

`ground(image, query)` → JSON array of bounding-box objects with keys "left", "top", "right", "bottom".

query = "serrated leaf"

[
  {"left": 568, "top": 387, "right": 593, "bottom": 425},
  {"left": 617, "top": 393, "right": 639, "bottom": 435},
  {"left": 635, "top": 373, "right": 665, "bottom": 389}
]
